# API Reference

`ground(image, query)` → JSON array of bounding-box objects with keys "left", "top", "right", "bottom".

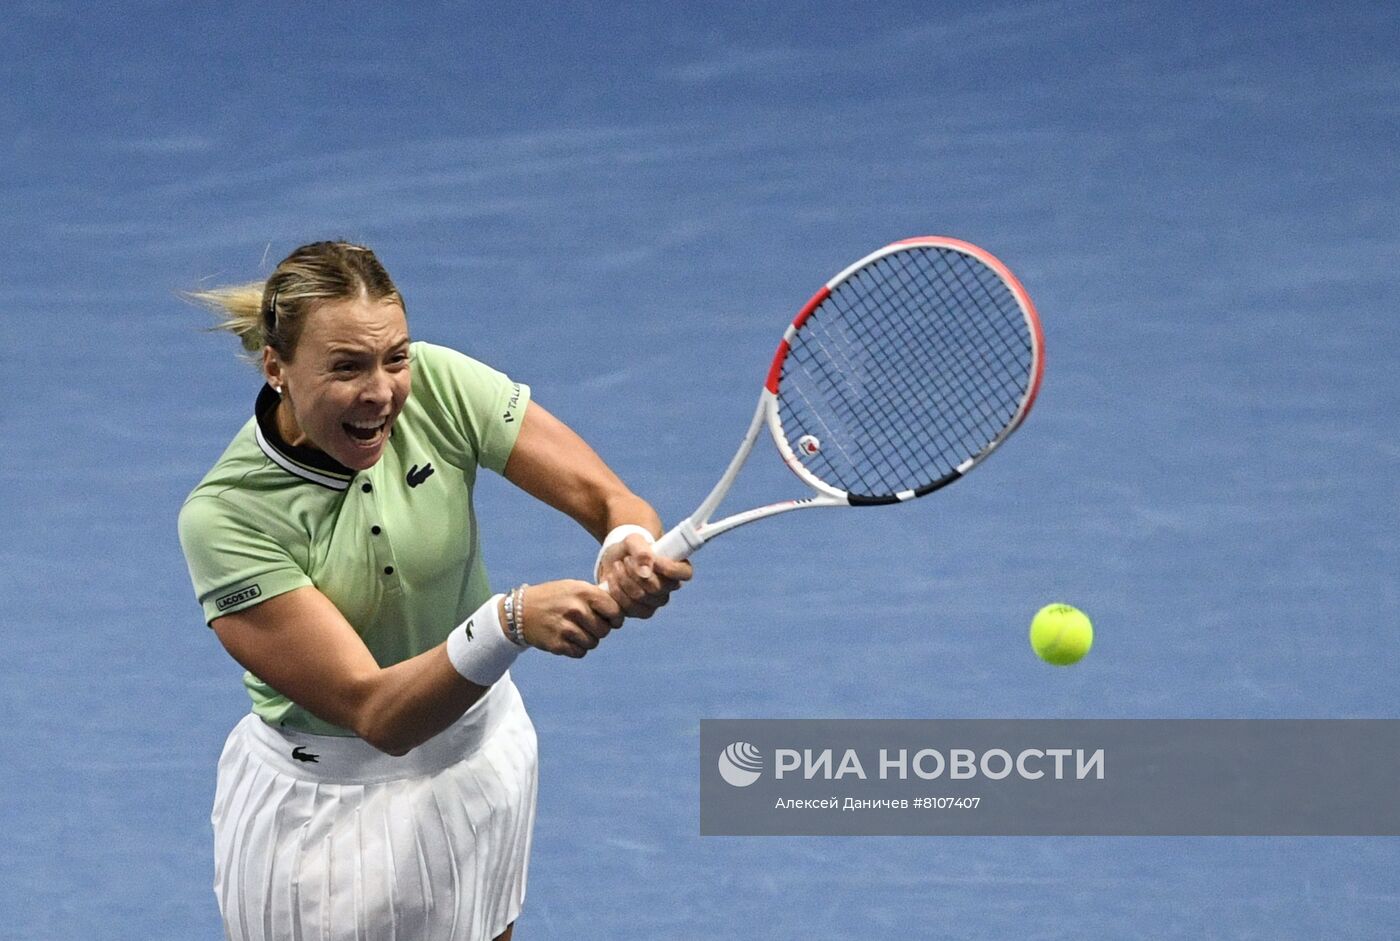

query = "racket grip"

[{"left": 653, "top": 520, "right": 701, "bottom": 561}]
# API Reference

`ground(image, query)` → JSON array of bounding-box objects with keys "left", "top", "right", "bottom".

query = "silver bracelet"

[{"left": 506, "top": 583, "right": 529, "bottom": 647}]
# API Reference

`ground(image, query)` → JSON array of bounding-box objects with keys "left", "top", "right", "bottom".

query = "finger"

[
  {"left": 603, "top": 583, "right": 631, "bottom": 617},
  {"left": 579, "top": 615, "right": 613, "bottom": 641},
  {"left": 604, "top": 554, "right": 647, "bottom": 591},
  {"left": 624, "top": 600, "right": 660, "bottom": 620},
  {"left": 651, "top": 557, "right": 693, "bottom": 582},
  {"left": 630, "top": 577, "right": 676, "bottom": 605},
  {"left": 562, "top": 623, "right": 599, "bottom": 651},
  {"left": 588, "top": 598, "right": 625, "bottom": 631},
  {"left": 595, "top": 542, "right": 627, "bottom": 579},
  {"left": 593, "top": 574, "right": 632, "bottom": 616},
  {"left": 622, "top": 554, "right": 653, "bottom": 589},
  {"left": 611, "top": 570, "right": 650, "bottom": 605},
  {"left": 600, "top": 578, "right": 623, "bottom": 604},
  {"left": 617, "top": 535, "right": 656, "bottom": 579},
  {"left": 625, "top": 554, "right": 654, "bottom": 583},
  {"left": 583, "top": 584, "right": 625, "bottom": 621},
  {"left": 565, "top": 603, "right": 611, "bottom": 640},
  {"left": 551, "top": 635, "right": 587, "bottom": 658},
  {"left": 624, "top": 560, "right": 673, "bottom": 603}
]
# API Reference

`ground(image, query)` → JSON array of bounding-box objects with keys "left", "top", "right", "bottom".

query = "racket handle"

[{"left": 653, "top": 519, "right": 702, "bottom": 562}]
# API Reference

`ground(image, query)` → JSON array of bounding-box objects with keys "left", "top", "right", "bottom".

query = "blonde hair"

[{"left": 188, "top": 241, "right": 404, "bottom": 362}]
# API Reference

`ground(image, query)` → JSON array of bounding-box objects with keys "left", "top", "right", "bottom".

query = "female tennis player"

[{"left": 178, "top": 240, "right": 691, "bottom": 941}]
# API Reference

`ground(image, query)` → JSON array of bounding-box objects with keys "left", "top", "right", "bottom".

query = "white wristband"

[
  {"left": 446, "top": 594, "right": 524, "bottom": 686},
  {"left": 593, "top": 524, "right": 655, "bottom": 581}
]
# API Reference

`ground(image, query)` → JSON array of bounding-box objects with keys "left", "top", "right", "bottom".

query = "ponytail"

[{"left": 186, "top": 281, "right": 269, "bottom": 359}]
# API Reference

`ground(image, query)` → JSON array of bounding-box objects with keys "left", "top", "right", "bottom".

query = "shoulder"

[
  {"left": 398, "top": 340, "right": 531, "bottom": 474},
  {"left": 178, "top": 479, "right": 317, "bottom": 594},
  {"left": 177, "top": 489, "right": 233, "bottom": 540},
  {"left": 406, "top": 340, "right": 529, "bottom": 441},
  {"left": 178, "top": 425, "right": 324, "bottom": 557},
  {"left": 409, "top": 341, "right": 512, "bottom": 392},
  {"left": 182, "top": 418, "right": 267, "bottom": 501},
  {"left": 177, "top": 488, "right": 296, "bottom": 553}
]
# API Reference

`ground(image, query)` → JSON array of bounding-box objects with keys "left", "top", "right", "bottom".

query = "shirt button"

[
  {"left": 362, "top": 483, "right": 373, "bottom": 493},
  {"left": 371, "top": 526, "right": 382, "bottom": 535},
  {"left": 384, "top": 566, "right": 394, "bottom": 575}
]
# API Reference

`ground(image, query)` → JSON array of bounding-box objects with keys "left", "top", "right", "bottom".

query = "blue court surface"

[{"left": 3, "top": 2, "right": 1397, "bottom": 937}]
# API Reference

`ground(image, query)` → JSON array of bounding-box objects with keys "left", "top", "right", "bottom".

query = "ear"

[{"left": 262, "top": 346, "right": 284, "bottom": 393}]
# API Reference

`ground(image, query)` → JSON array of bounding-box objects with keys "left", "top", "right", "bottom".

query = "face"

[{"left": 264, "top": 294, "right": 412, "bottom": 471}]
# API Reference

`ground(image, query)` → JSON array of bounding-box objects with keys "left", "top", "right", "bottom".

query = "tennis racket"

[{"left": 651, "top": 236, "right": 1043, "bottom": 562}]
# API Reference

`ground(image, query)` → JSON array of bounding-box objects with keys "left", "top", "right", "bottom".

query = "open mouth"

[{"left": 343, "top": 417, "right": 389, "bottom": 446}]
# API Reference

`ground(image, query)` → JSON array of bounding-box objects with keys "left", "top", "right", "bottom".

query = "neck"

[{"left": 274, "top": 396, "right": 313, "bottom": 449}]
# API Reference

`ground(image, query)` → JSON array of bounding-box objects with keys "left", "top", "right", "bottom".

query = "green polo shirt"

[{"left": 178, "top": 341, "right": 530, "bottom": 735}]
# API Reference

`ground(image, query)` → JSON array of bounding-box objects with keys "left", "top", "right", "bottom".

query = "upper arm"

[
  {"left": 502, "top": 401, "right": 644, "bottom": 541},
  {"left": 178, "top": 494, "right": 312, "bottom": 623},
  {"left": 407, "top": 342, "right": 657, "bottom": 540},
  {"left": 211, "top": 586, "right": 381, "bottom": 734}
]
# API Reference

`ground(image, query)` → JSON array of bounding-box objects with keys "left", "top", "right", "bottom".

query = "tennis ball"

[{"left": 1029, "top": 603, "right": 1093, "bottom": 666}]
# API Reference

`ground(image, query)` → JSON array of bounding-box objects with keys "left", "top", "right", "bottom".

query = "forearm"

[
  {"left": 216, "top": 583, "right": 619, "bottom": 757},
  {"left": 217, "top": 593, "right": 505, "bottom": 758},
  {"left": 530, "top": 460, "right": 662, "bottom": 545},
  {"left": 593, "top": 491, "right": 663, "bottom": 542},
  {"left": 353, "top": 645, "right": 491, "bottom": 756},
  {"left": 503, "top": 403, "right": 664, "bottom": 542},
  {"left": 353, "top": 598, "right": 512, "bottom": 756}
]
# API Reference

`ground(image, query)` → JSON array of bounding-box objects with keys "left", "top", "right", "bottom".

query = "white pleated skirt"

[{"left": 211, "top": 675, "right": 537, "bottom": 941}]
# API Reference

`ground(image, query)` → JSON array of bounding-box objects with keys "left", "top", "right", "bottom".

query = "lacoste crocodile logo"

[
  {"left": 406, "top": 463, "right": 435, "bottom": 488},
  {"left": 291, "top": 746, "right": 319, "bottom": 763}
]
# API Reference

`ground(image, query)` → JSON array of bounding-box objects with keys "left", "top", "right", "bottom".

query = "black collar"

[{"left": 253, "top": 384, "right": 355, "bottom": 490}]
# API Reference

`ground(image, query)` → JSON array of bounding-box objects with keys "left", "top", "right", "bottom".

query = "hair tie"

[{"left": 263, "top": 287, "right": 279, "bottom": 335}]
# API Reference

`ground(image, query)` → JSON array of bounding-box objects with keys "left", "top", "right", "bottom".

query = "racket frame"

[
  {"left": 654, "top": 236, "right": 1043, "bottom": 562},
  {"left": 656, "top": 390, "right": 847, "bottom": 560}
]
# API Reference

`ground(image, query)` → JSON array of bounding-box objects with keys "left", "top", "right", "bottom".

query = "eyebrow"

[{"left": 326, "top": 338, "right": 411, "bottom": 357}]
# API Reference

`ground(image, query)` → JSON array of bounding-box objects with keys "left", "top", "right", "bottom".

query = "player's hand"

[
  {"left": 520, "top": 580, "right": 624, "bottom": 658},
  {"left": 597, "top": 533, "right": 693, "bottom": 619}
]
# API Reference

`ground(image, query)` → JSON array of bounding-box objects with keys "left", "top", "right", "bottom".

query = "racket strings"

[
  {"left": 787, "top": 284, "right": 942, "bottom": 495},
  {"left": 888, "top": 253, "right": 1027, "bottom": 440},
  {"left": 857, "top": 257, "right": 997, "bottom": 471},
  {"left": 830, "top": 277, "right": 962, "bottom": 484},
  {"left": 802, "top": 259, "right": 968, "bottom": 488},
  {"left": 870, "top": 250, "right": 1030, "bottom": 466},
  {"left": 783, "top": 284, "right": 927, "bottom": 495},
  {"left": 846, "top": 269, "right": 996, "bottom": 486},
  {"left": 925, "top": 253, "right": 1030, "bottom": 399},
  {"left": 785, "top": 290, "right": 952, "bottom": 494},
  {"left": 779, "top": 360, "right": 875, "bottom": 492},
  {"left": 852, "top": 248, "right": 1028, "bottom": 483},
  {"left": 777, "top": 246, "right": 1034, "bottom": 497},
  {"left": 889, "top": 253, "right": 1020, "bottom": 409}
]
